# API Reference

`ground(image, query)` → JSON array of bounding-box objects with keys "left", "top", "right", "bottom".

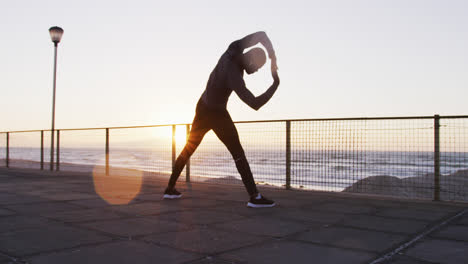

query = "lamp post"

[{"left": 49, "top": 26, "right": 64, "bottom": 171}]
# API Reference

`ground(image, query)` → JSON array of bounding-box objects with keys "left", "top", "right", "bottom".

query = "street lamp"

[{"left": 49, "top": 26, "right": 64, "bottom": 171}]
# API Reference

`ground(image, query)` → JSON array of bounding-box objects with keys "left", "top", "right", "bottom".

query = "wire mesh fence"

[
  {"left": 1, "top": 115, "right": 467, "bottom": 202},
  {"left": 1, "top": 131, "right": 51, "bottom": 170},
  {"left": 109, "top": 126, "right": 173, "bottom": 177},
  {"left": 58, "top": 129, "right": 105, "bottom": 173},
  {"left": 297, "top": 118, "right": 436, "bottom": 199},
  {"left": 189, "top": 121, "right": 286, "bottom": 187},
  {"left": 0, "top": 133, "right": 6, "bottom": 167},
  {"left": 439, "top": 118, "right": 468, "bottom": 201}
]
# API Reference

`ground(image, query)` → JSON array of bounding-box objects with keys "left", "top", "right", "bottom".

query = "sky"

[{"left": 1, "top": 0, "right": 467, "bottom": 132}]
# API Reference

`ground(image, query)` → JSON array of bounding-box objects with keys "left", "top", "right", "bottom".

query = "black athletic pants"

[{"left": 167, "top": 100, "right": 258, "bottom": 196}]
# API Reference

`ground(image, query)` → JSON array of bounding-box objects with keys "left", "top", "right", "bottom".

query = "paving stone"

[
  {"left": 154, "top": 209, "right": 245, "bottom": 225},
  {"left": 456, "top": 213, "right": 468, "bottom": 225},
  {"left": 383, "top": 255, "right": 436, "bottom": 264},
  {"left": 80, "top": 217, "right": 192, "bottom": 237},
  {"left": 404, "top": 238, "right": 468, "bottom": 264},
  {"left": 206, "top": 203, "right": 278, "bottom": 218},
  {"left": 108, "top": 202, "right": 182, "bottom": 216},
  {"left": 0, "top": 225, "right": 111, "bottom": 256},
  {"left": 161, "top": 196, "right": 226, "bottom": 209},
  {"left": 309, "top": 202, "right": 376, "bottom": 214},
  {"left": 37, "top": 192, "right": 99, "bottom": 201},
  {"left": 401, "top": 203, "right": 463, "bottom": 214},
  {"left": 0, "top": 253, "right": 14, "bottom": 264},
  {"left": 67, "top": 198, "right": 116, "bottom": 208},
  {"left": 0, "top": 194, "right": 51, "bottom": 205},
  {"left": 375, "top": 207, "right": 451, "bottom": 221},
  {"left": 26, "top": 240, "right": 200, "bottom": 264},
  {"left": 273, "top": 208, "right": 347, "bottom": 225},
  {"left": 221, "top": 240, "right": 375, "bottom": 264},
  {"left": 354, "top": 199, "right": 411, "bottom": 209},
  {"left": 430, "top": 225, "right": 468, "bottom": 242},
  {"left": 293, "top": 226, "right": 407, "bottom": 252},
  {"left": 138, "top": 196, "right": 227, "bottom": 208},
  {"left": 272, "top": 198, "right": 317, "bottom": 208},
  {"left": 187, "top": 256, "right": 246, "bottom": 264},
  {"left": 5, "top": 202, "right": 84, "bottom": 215},
  {"left": 196, "top": 192, "right": 250, "bottom": 202},
  {"left": 340, "top": 215, "right": 429, "bottom": 234},
  {"left": 0, "top": 216, "right": 53, "bottom": 233},
  {"left": 1, "top": 168, "right": 467, "bottom": 264},
  {"left": 213, "top": 217, "right": 310, "bottom": 237},
  {"left": 42, "top": 208, "right": 126, "bottom": 223},
  {"left": 0, "top": 208, "right": 15, "bottom": 217},
  {"left": 181, "top": 190, "right": 242, "bottom": 201},
  {"left": 144, "top": 227, "right": 267, "bottom": 254}
]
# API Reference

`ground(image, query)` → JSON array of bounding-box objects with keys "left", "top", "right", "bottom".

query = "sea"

[{"left": 2, "top": 147, "right": 467, "bottom": 191}]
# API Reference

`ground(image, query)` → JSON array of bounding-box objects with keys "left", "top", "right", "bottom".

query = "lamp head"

[{"left": 49, "top": 26, "right": 64, "bottom": 45}]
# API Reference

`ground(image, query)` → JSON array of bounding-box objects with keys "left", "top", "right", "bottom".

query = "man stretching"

[{"left": 163, "top": 31, "right": 280, "bottom": 208}]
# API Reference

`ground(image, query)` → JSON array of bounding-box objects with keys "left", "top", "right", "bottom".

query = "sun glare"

[
  {"left": 92, "top": 163, "right": 143, "bottom": 205},
  {"left": 174, "top": 126, "right": 189, "bottom": 145}
]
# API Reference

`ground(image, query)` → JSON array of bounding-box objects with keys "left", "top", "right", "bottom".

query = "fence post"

[
  {"left": 172, "top": 125, "right": 176, "bottom": 169},
  {"left": 50, "top": 129, "right": 54, "bottom": 171},
  {"left": 434, "top": 115, "right": 440, "bottom": 201},
  {"left": 56, "top": 130, "right": 60, "bottom": 171},
  {"left": 286, "top": 121, "right": 291, "bottom": 190},
  {"left": 41, "top": 131, "right": 44, "bottom": 170},
  {"left": 186, "top": 124, "right": 190, "bottom": 182},
  {"left": 6, "top": 132, "right": 9, "bottom": 168},
  {"left": 106, "top": 128, "right": 109, "bottom": 176}
]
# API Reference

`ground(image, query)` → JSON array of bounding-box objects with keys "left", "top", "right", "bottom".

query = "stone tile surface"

[
  {"left": 0, "top": 168, "right": 466, "bottom": 264},
  {"left": 0, "top": 208, "right": 15, "bottom": 217},
  {"left": 27, "top": 240, "right": 200, "bottom": 264},
  {"left": 404, "top": 238, "right": 468, "bottom": 264},
  {"left": 144, "top": 227, "right": 267, "bottom": 254},
  {"left": 43, "top": 208, "right": 126, "bottom": 223},
  {"left": 80, "top": 217, "right": 192, "bottom": 237},
  {"left": 273, "top": 208, "right": 348, "bottom": 225},
  {"left": 186, "top": 256, "right": 246, "bottom": 264},
  {"left": 0, "top": 225, "right": 111, "bottom": 256},
  {"left": 154, "top": 209, "right": 245, "bottom": 225},
  {"left": 0, "top": 194, "right": 50, "bottom": 205},
  {"left": 311, "top": 202, "right": 376, "bottom": 215},
  {"left": 340, "top": 215, "right": 430, "bottom": 234},
  {"left": 0, "top": 216, "right": 53, "bottom": 233},
  {"left": 221, "top": 241, "right": 375, "bottom": 264},
  {"left": 430, "top": 225, "right": 468, "bottom": 242},
  {"left": 213, "top": 217, "right": 310, "bottom": 237},
  {"left": 456, "top": 214, "right": 468, "bottom": 225},
  {"left": 293, "top": 226, "right": 408, "bottom": 252},
  {"left": 375, "top": 207, "right": 450, "bottom": 221},
  {"left": 6, "top": 202, "right": 84, "bottom": 215}
]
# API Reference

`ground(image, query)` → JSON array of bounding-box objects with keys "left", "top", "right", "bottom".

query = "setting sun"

[{"left": 174, "top": 126, "right": 189, "bottom": 145}]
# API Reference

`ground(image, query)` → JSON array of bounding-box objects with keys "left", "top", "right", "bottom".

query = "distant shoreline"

[
  {"left": 343, "top": 169, "right": 468, "bottom": 201},
  {"left": 1, "top": 158, "right": 467, "bottom": 202}
]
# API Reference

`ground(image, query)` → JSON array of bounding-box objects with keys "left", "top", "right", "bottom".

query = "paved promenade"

[{"left": 0, "top": 168, "right": 467, "bottom": 264}]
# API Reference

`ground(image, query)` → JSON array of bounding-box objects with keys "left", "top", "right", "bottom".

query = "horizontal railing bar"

[
  {"left": 1, "top": 115, "right": 468, "bottom": 134},
  {"left": 235, "top": 116, "right": 435, "bottom": 124},
  {"left": 58, "top": 123, "right": 187, "bottom": 131},
  {"left": 0, "top": 129, "right": 46, "bottom": 134}
]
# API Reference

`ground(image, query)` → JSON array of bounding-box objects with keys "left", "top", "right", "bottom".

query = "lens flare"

[{"left": 92, "top": 163, "right": 143, "bottom": 205}]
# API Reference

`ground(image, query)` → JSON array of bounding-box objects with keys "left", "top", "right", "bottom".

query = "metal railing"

[{"left": 1, "top": 115, "right": 467, "bottom": 202}]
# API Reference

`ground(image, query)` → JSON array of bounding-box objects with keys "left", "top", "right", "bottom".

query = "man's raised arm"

[
  {"left": 232, "top": 71, "right": 280, "bottom": 111},
  {"left": 237, "top": 31, "right": 276, "bottom": 61}
]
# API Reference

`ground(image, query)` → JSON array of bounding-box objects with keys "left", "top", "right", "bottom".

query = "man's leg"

[
  {"left": 167, "top": 118, "right": 209, "bottom": 190},
  {"left": 212, "top": 113, "right": 258, "bottom": 197}
]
